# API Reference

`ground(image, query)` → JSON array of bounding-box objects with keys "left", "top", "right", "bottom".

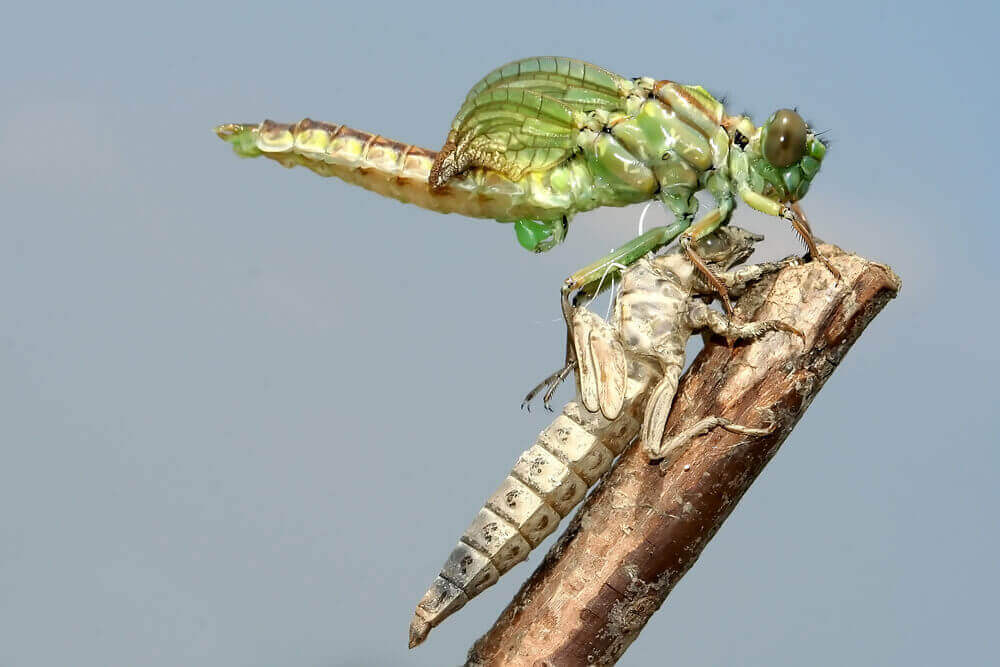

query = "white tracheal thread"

[
  {"left": 582, "top": 261, "right": 627, "bottom": 312},
  {"left": 605, "top": 275, "right": 616, "bottom": 320}
]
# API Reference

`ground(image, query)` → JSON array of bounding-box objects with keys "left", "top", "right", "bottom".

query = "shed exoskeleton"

[{"left": 409, "top": 226, "right": 802, "bottom": 648}]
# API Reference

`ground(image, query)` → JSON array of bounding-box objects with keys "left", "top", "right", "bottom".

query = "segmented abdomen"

[
  {"left": 408, "top": 358, "right": 659, "bottom": 647},
  {"left": 216, "top": 119, "right": 605, "bottom": 222}
]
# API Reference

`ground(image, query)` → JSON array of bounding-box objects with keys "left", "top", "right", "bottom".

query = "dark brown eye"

[{"left": 763, "top": 109, "right": 808, "bottom": 168}]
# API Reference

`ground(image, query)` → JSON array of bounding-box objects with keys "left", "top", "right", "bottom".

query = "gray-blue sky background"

[{"left": 2, "top": 1, "right": 997, "bottom": 665}]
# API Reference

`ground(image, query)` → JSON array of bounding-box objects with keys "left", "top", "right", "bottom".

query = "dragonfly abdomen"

[{"left": 215, "top": 119, "right": 612, "bottom": 223}]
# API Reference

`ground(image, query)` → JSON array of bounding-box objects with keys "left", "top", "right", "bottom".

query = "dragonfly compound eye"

[{"left": 763, "top": 109, "right": 808, "bottom": 168}]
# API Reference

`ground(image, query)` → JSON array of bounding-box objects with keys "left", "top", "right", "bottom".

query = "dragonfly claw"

[{"left": 522, "top": 362, "right": 575, "bottom": 412}]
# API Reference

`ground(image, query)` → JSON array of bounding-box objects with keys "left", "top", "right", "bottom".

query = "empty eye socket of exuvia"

[
  {"left": 763, "top": 109, "right": 808, "bottom": 168},
  {"left": 696, "top": 234, "right": 730, "bottom": 256}
]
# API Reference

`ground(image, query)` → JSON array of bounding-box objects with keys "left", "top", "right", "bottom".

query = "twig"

[{"left": 466, "top": 245, "right": 901, "bottom": 666}]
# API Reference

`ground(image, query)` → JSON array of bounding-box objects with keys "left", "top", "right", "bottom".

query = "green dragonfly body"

[{"left": 217, "top": 56, "right": 833, "bottom": 358}]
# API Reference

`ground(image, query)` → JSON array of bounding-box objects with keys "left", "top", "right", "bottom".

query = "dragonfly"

[
  {"left": 408, "top": 225, "right": 802, "bottom": 648},
  {"left": 216, "top": 56, "right": 835, "bottom": 404}
]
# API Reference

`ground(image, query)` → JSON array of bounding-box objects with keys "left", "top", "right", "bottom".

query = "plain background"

[{"left": 3, "top": 1, "right": 998, "bottom": 665}]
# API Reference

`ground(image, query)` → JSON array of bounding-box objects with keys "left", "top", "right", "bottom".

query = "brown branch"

[{"left": 466, "top": 245, "right": 901, "bottom": 666}]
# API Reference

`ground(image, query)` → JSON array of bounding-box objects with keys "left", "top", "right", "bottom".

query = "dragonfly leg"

[
  {"left": 565, "top": 222, "right": 691, "bottom": 297},
  {"left": 788, "top": 202, "right": 840, "bottom": 281},
  {"left": 713, "top": 256, "right": 802, "bottom": 299},
  {"left": 543, "top": 362, "right": 577, "bottom": 410},
  {"left": 678, "top": 202, "right": 735, "bottom": 316},
  {"left": 688, "top": 300, "right": 805, "bottom": 344},
  {"left": 655, "top": 415, "right": 777, "bottom": 473},
  {"left": 521, "top": 282, "right": 574, "bottom": 411},
  {"left": 521, "top": 285, "right": 580, "bottom": 411},
  {"left": 521, "top": 360, "right": 576, "bottom": 412},
  {"left": 739, "top": 188, "right": 839, "bottom": 282}
]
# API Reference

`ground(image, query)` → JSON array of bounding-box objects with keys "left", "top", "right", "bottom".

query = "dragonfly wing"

[
  {"left": 430, "top": 57, "right": 632, "bottom": 187},
  {"left": 458, "top": 57, "right": 629, "bottom": 112}
]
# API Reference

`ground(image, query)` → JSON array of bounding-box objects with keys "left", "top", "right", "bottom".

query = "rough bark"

[{"left": 466, "top": 245, "right": 901, "bottom": 666}]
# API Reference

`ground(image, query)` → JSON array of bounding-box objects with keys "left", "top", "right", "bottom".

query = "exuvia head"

[
  {"left": 730, "top": 108, "right": 827, "bottom": 203},
  {"left": 694, "top": 226, "right": 764, "bottom": 271}
]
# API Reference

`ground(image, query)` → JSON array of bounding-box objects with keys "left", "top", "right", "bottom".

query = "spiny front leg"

[
  {"left": 739, "top": 187, "right": 840, "bottom": 282},
  {"left": 679, "top": 213, "right": 730, "bottom": 315},
  {"left": 679, "top": 176, "right": 736, "bottom": 315},
  {"left": 788, "top": 202, "right": 840, "bottom": 281}
]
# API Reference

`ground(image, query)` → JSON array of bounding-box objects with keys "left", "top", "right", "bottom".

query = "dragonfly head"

[
  {"left": 694, "top": 226, "right": 764, "bottom": 271},
  {"left": 741, "top": 109, "right": 826, "bottom": 203}
]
